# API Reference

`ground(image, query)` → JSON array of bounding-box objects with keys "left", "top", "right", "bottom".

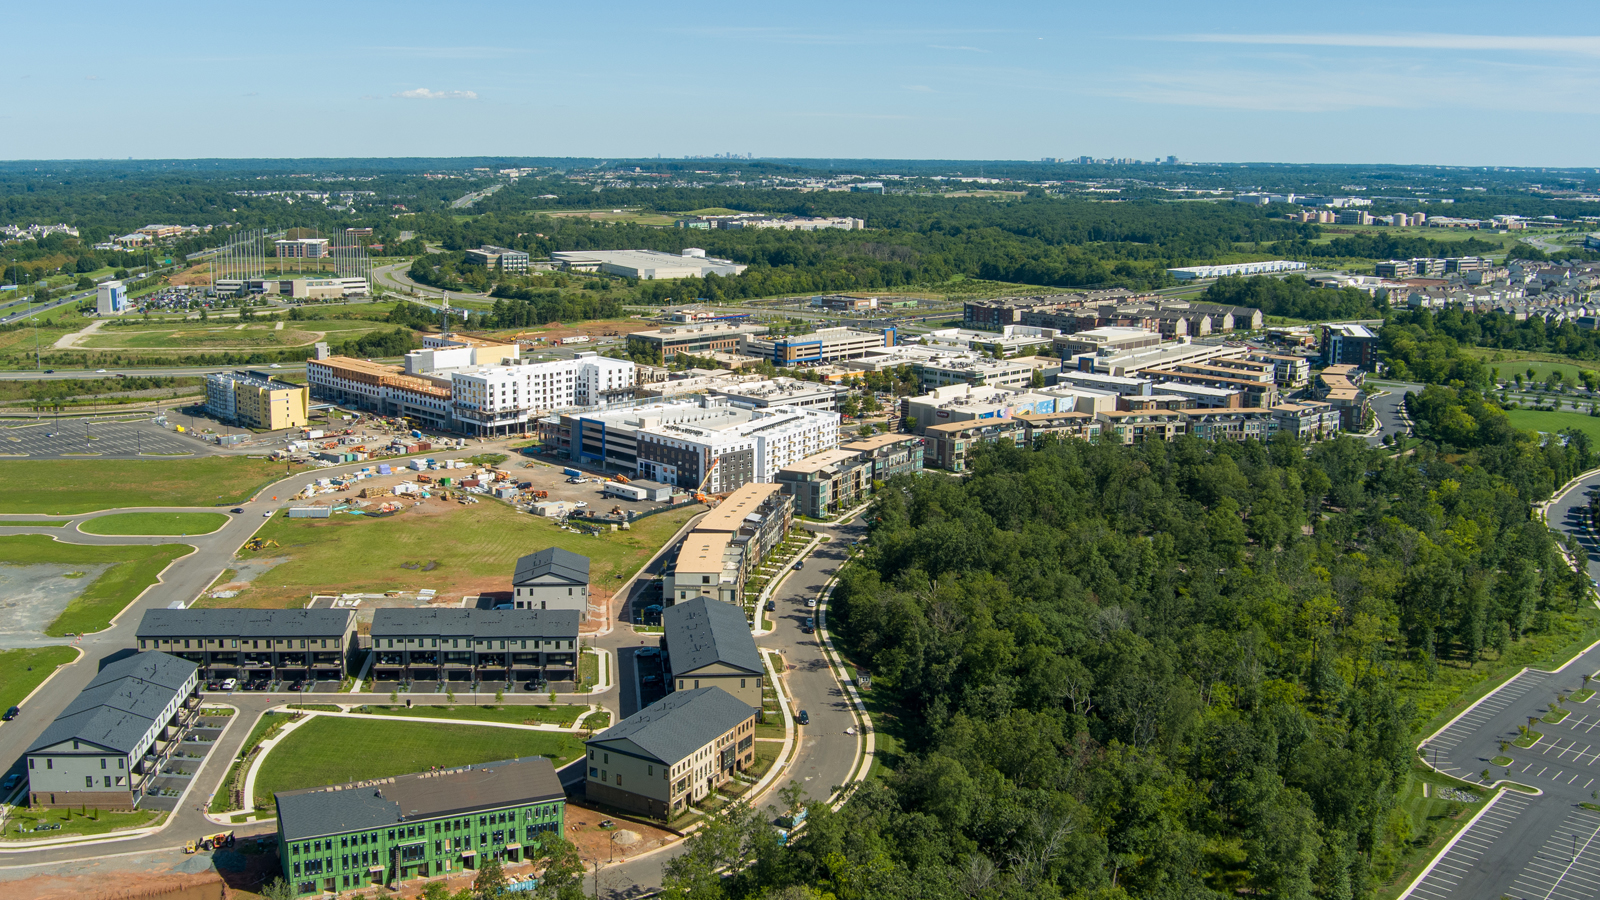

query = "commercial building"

[
  {"left": 1166, "top": 260, "right": 1307, "bottom": 280},
  {"left": 463, "top": 245, "right": 529, "bottom": 273},
  {"left": 26, "top": 652, "right": 199, "bottom": 809},
  {"left": 135, "top": 609, "right": 357, "bottom": 683},
  {"left": 584, "top": 688, "right": 758, "bottom": 820},
  {"left": 769, "top": 327, "right": 892, "bottom": 366},
  {"left": 1054, "top": 327, "right": 1163, "bottom": 358},
  {"left": 552, "top": 249, "right": 747, "bottom": 280},
  {"left": 627, "top": 322, "right": 769, "bottom": 362},
  {"left": 708, "top": 378, "right": 851, "bottom": 412},
  {"left": 776, "top": 448, "right": 874, "bottom": 519},
  {"left": 663, "top": 531, "right": 744, "bottom": 606},
  {"left": 274, "top": 756, "right": 564, "bottom": 896},
  {"left": 511, "top": 548, "right": 590, "bottom": 613},
  {"left": 922, "top": 325, "right": 1057, "bottom": 355},
  {"left": 216, "top": 277, "right": 370, "bottom": 299},
  {"left": 368, "top": 609, "right": 581, "bottom": 685},
  {"left": 276, "top": 238, "right": 329, "bottom": 259},
  {"left": 1322, "top": 323, "right": 1381, "bottom": 370},
  {"left": 662, "top": 597, "right": 764, "bottom": 708},
  {"left": 913, "top": 356, "right": 1039, "bottom": 391},
  {"left": 205, "top": 371, "right": 310, "bottom": 430},
  {"left": 923, "top": 419, "right": 1025, "bottom": 471},
  {"left": 902, "top": 383, "right": 1057, "bottom": 433},
  {"left": 96, "top": 280, "right": 127, "bottom": 315}
]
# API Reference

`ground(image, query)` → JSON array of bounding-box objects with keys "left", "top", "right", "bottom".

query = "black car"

[
  {"left": 230, "top": 508, "right": 244, "bottom": 514},
  {"left": 288, "top": 680, "right": 304, "bottom": 692},
  {"left": 766, "top": 600, "right": 776, "bottom": 611},
  {"left": 2, "top": 705, "right": 18, "bottom": 721},
  {"left": 796, "top": 710, "right": 810, "bottom": 725},
  {"left": 42, "top": 369, "right": 53, "bottom": 374}
]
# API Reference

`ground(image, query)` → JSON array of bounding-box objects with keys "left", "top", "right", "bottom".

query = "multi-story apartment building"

[
  {"left": 1270, "top": 402, "right": 1342, "bottom": 440},
  {"left": 511, "top": 548, "right": 590, "bottom": 613},
  {"left": 1016, "top": 412, "right": 1102, "bottom": 443},
  {"left": 839, "top": 432, "right": 925, "bottom": 482},
  {"left": 626, "top": 322, "right": 768, "bottom": 362},
  {"left": 1138, "top": 367, "right": 1279, "bottom": 408},
  {"left": 1322, "top": 324, "right": 1381, "bottom": 371},
  {"left": 135, "top": 609, "right": 357, "bottom": 684},
  {"left": 1313, "top": 365, "right": 1369, "bottom": 430},
  {"left": 635, "top": 406, "right": 837, "bottom": 492},
  {"left": 923, "top": 419, "right": 1025, "bottom": 471},
  {"left": 1055, "top": 327, "right": 1164, "bottom": 358},
  {"left": 1095, "top": 410, "right": 1188, "bottom": 444},
  {"left": 708, "top": 378, "right": 851, "bottom": 412},
  {"left": 26, "top": 652, "right": 199, "bottom": 809},
  {"left": 1246, "top": 351, "right": 1312, "bottom": 390},
  {"left": 368, "top": 609, "right": 581, "bottom": 686},
  {"left": 463, "top": 245, "right": 530, "bottom": 273},
  {"left": 205, "top": 371, "right": 310, "bottom": 430},
  {"left": 663, "top": 531, "right": 743, "bottom": 606},
  {"left": 1183, "top": 409, "right": 1272, "bottom": 442},
  {"left": 584, "top": 688, "right": 757, "bottom": 820},
  {"left": 274, "top": 756, "right": 564, "bottom": 896},
  {"left": 693, "top": 482, "right": 792, "bottom": 575},
  {"left": 769, "top": 327, "right": 891, "bottom": 366},
  {"left": 662, "top": 597, "right": 764, "bottom": 709},
  {"left": 776, "top": 448, "right": 875, "bottom": 519}
]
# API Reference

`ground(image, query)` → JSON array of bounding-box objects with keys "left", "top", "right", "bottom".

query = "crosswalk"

[
  {"left": 1405, "top": 791, "right": 1534, "bottom": 900},
  {"left": 1507, "top": 809, "right": 1600, "bottom": 900}
]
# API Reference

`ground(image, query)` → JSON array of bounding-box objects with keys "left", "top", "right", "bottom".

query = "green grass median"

[
  {"left": 79, "top": 512, "right": 230, "bottom": 535},
  {"left": 0, "top": 646, "right": 78, "bottom": 712},
  {"left": 0, "top": 457, "right": 290, "bottom": 515}
]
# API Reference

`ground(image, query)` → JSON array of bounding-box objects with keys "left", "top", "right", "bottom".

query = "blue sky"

[{"left": 4, "top": 0, "right": 1599, "bottom": 165}]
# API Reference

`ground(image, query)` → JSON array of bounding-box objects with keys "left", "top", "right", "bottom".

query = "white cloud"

[
  {"left": 393, "top": 88, "right": 478, "bottom": 100},
  {"left": 1160, "top": 33, "right": 1600, "bottom": 56}
]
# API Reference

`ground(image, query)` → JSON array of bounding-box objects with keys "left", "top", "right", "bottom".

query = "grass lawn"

[
  {"left": 352, "top": 704, "right": 586, "bottom": 726},
  {"left": 1492, "top": 755, "right": 1514, "bottom": 767},
  {"left": 79, "top": 512, "right": 230, "bottom": 536},
  {"left": 212, "top": 501, "right": 701, "bottom": 609},
  {"left": 0, "top": 535, "right": 190, "bottom": 635},
  {"left": 1505, "top": 409, "right": 1600, "bottom": 443},
  {"left": 0, "top": 520, "right": 69, "bottom": 527},
  {"left": 0, "top": 646, "right": 78, "bottom": 711},
  {"left": 7, "top": 807, "right": 163, "bottom": 840},
  {"left": 1543, "top": 707, "right": 1571, "bottom": 723},
  {"left": 1515, "top": 730, "right": 1543, "bottom": 748},
  {"left": 578, "top": 652, "right": 599, "bottom": 692},
  {"left": 1574, "top": 688, "right": 1596, "bottom": 702},
  {"left": 211, "top": 712, "right": 295, "bottom": 813},
  {"left": 0, "top": 457, "right": 291, "bottom": 515},
  {"left": 252, "top": 717, "right": 583, "bottom": 809},
  {"left": 1372, "top": 766, "right": 1490, "bottom": 900}
]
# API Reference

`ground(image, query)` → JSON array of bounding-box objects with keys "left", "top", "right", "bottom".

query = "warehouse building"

[
  {"left": 552, "top": 248, "right": 747, "bottom": 279},
  {"left": 626, "top": 322, "right": 769, "bottom": 362},
  {"left": 274, "top": 756, "right": 564, "bottom": 895},
  {"left": 368, "top": 609, "right": 580, "bottom": 686},
  {"left": 584, "top": 688, "right": 757, "bottom": 820},
  {"left": 136, "top": 608, "right": 356, "bottom": 683},
  {"left": 26, "top": 652, "right": 199, "bottom": 809}
]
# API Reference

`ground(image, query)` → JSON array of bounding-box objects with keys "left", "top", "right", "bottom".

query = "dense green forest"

[
  {"left": 659, "top": 431, "right": 1594, "bottom": 900},
  {"left": 1202, "top": 276, "right": 1385, "bottom": 321}
]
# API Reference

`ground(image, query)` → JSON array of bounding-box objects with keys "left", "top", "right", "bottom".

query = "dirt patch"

[
  {"left": 0, "top": 563, "right": 112, "bottom": 638},
  {"left": 562, "top": 800, "right": 679, "bottom": 865},
  {"left": 0, "top": 849, "right": 228, "bottom": 900},
  {"left": 167, "top": 263, "right": 211, "bottom": 287}
]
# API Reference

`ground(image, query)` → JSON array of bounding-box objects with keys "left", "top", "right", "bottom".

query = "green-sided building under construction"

[{"left": 274, "top": 755, "right": 564, "bottom": 896}]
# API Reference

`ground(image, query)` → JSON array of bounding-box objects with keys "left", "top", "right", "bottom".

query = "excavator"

[{"left": 244, "top": 538, "right": 279, "bottom": 551}]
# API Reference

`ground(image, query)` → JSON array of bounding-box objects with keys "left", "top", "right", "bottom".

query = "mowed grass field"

[
  {"left": 0, "top": 457, "right": 290, "bottom": 514},
  {"left": 0, "top": 535, "right": 190, "bottom": 635},
  {"left": 0, "top": 646, "right": 79, "bottom": 712},
  {"left": 252, "top": 717, "right": 583, "bottom": 808},
  {"left": 79, "top": 512, "right": 230, "bottom": 535},
  {"left": 79, "top": 319, "right": 386, "bottom": 352},
  {"left": 216, "top": 500, "right": 699, "bottom": 608},
  {"left": 1506, "top": 409, "right": 1600, "bottom": 442},
  {"left": 1467, "top": 350, "right": 1600, "bottom": 386},
  {"left": 352, "top": 704, "right": 588, "bottom": 726}
]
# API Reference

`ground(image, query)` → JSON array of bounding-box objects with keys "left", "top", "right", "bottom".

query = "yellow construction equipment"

[
  {"left": 615, "top": 475, "right": 631, "bottom": 484},
  {"left": 245, "top": 538, "right": 280, "bottom": 551}
]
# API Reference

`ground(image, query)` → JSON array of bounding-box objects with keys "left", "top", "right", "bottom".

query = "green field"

[
  {"left": 0, "top": 535, "right": 190, "bottom": 635},
  {"left": 0, "top": 520, "right": 69, "bottom": 527},
  {"left": 1506, "top": 409, "right": 1600, "bottom": 443},
  {"left": 79, "top": 512, "right": 230, "bottom": 536},
  {"left": 0, "top": 457, "right": 290, "bottom": 515},
  {"left": 0, "top": 646, "right": 79, "bottom": 712},
  {"left": 8, "top": 807, "right": 163, "bottom": 840},
  {"left": 214, "top": 498, "right": 700, "bottom": 608},
  {"left": 351, "top": 704, "right": 586, "bottom": 726},
  {"left": 252, "top": 717, "right": 583, "bottom": 809},
  {"left": 80, "top": 319, "right": 385, "bottom": 352}
]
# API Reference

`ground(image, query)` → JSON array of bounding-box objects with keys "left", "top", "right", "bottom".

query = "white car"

[
  {"left": 635, "top": 647, "right": 660, "bottom": 658},
  {"left": 806, "top": 598, "right": 818, "bottom": 608},
  {"left": 95, "top": 369, "right": 107, "bottom": 373},
  {"left": 269, "top": 363, "right": 283, "bottom": 369},
  {"left": 263, "top": 511, "right": 273, "bottom": 518},
  {"left": 220, "top": 678, "right": 237, "bottom": 691}
]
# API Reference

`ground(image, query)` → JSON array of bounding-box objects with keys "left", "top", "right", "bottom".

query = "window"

[
  {"left": 616, "top": 773, "right": 623, "bottom": 786},
  {"left": 86, "top": 776, "right": 93, "bottom": 788},
  {"left": 101, "top": 758, "right": 107, "bottom": 769},
  {"left": 740, "top": 679, "right": 746, "bottom": 689},
  {"left": 139, "top": 640, "right": 147, "bottom": 649}
]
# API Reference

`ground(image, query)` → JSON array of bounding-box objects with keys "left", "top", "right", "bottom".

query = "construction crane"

[{"left": 693, "top": 457, "right": 719, "bottom": 504}]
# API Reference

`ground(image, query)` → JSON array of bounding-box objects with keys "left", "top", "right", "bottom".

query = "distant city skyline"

[{"left": 2, "top": 0, "right": 1598, "bottom": 165}]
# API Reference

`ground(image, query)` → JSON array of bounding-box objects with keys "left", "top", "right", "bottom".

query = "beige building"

[
  {"left": 584, "top": 687, "right": 757, "bottom": 820},
  {"left": 661, "top": 596, "right": 764, "bottom": 709},
  {"left": 663, "top": 532, "right": 743, "bottom": 606},
  {"left": 205, "top": 371, "right": 309, "bottom": 430}
]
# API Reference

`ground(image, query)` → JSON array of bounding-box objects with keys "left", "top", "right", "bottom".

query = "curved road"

[{"left": 0, "top": 455, "right": 868, "bottom": 899}]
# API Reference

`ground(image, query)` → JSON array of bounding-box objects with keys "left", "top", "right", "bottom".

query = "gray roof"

[
  {"left": 136, "top": 608, "right": 354, "bottom": 639},
  {"left": 275, "top": 755, "right": 563, "bottom": 841},
  {"left": 27, "top": 652, "right": 197, "bottom": 755},
  {"left": 370, "top": 608, "right": 580, "bottom": 640},
  {"left": 513, "top": 547, "right": 590, "bottom": 585},
  {"left": 663, "top": 597, "right": 762, "bottom": 677},
  {"left": 587, "top": 687, "right": 754, "bottom": 766}
]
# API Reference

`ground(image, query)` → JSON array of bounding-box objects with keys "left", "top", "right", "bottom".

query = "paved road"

[{"left": 1366, "top": 380, "right": 1420, "bottom": 447}]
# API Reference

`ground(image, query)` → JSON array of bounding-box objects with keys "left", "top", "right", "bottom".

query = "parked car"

[
  {"left": 642, "top": 674, "right": 662, "bottom": 685},
  {"left": 635, "top": 647, "right": 660, "bottom": 658},
  {"left": 806, "top": 598, "right": 817, "bottom": 608},
  {"left": 1, "top": 773, "right": 20, "bottom": 792},
  {"left": 524, "top": 680, "right": 547, "bottom": 692},
  {"left": 766, "top": 600, "right": 776, "bottom": 612},
  {"left": 288, "top": 680, "right": 304, "bottom": 692},
  {"left": 220, "top": 678, "right": 237, "bottom": 691},
  {"left": 796, "top": 710, "right": 810, "bottom": 725},
  {"left": 206, "top": 681, "right": 219, "bottom": 691},
  {"left": 2, "top": 705, "right": 18, "bottom": 721}
]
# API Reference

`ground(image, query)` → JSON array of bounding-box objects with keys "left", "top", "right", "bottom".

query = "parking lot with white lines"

[
  {"left": 1423, "top": 670, "right": 1544, "bottom": 771},
  {"left": 0, "top": 419, "right": 196, "bottom": 457},
  {"left": 1508, "top": 809, "right": 1600, "bottom": 900},
  {"left": 1404, "top": 791, "right": 1533, "bottom": 900}
]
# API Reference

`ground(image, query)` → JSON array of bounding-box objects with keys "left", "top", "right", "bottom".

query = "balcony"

[{"left": 375, "top": 653, "right": 404, "bottom": 666}]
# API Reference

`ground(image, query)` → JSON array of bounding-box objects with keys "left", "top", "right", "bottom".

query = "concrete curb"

[
  {"left": 751, "top": 535, "right": 823, "bottom": 637},
  {"left": 812, "top": 551, "right": 875, "bottom": 809},
  {"left": 1394, "top": 789, "right": 1513, "bottom": 900}
]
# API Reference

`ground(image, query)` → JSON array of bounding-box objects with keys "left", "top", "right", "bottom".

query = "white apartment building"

[
  {"left": 451, "top": 354, "right": 637, "bottom": 435},
  {"left": 635, "top": 406, "right": 838, "bottom": 492}
]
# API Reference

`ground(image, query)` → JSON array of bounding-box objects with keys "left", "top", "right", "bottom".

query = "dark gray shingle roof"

[
  {"left": 136, "top": 608, "right": 354, "bottom": 639},
  {"left": 513, "top": 547, "right": 590, "bottom": 585},
  {"left": 370, "top": 608, "right": 580, "bottom": 640},
  {"left": 587, "top": 687, "right": 754, "bottom": 766},
  {"left": 275, "top": 755, "right": 563, "bottom": 841},
  {"left": 663, "top": 597, "right": 762, "bottom": 677},
  {"left": 27, "top": 652, "right": 197, "bottom": 755}
]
